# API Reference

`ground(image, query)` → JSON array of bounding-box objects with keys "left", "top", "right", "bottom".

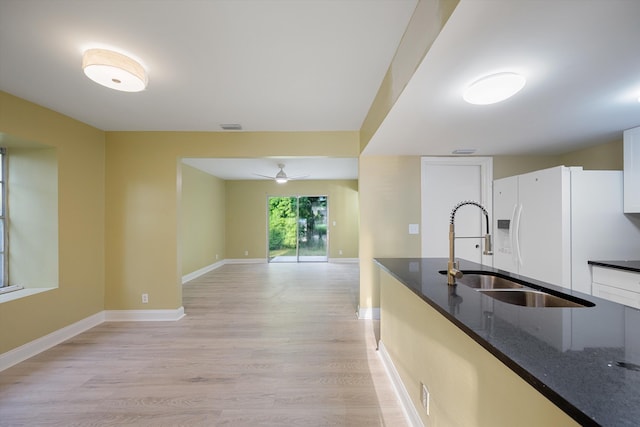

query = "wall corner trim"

[
  {"left": 0, "top": 311, "right": 105, "bottom": 372},
  {"left": 378, "top": 340, "right": 424, "bottom": 427},
  {"left": 357, "top": 307, "right": 380, "bottom": 320}
]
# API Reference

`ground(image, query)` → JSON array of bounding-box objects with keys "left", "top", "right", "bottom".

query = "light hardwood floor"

[{"left": 0, "top": 263, "right": 408, "bottom": 426}]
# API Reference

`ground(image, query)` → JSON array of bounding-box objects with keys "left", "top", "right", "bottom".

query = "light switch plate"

[{"left": 409, "top": 224, "right": 420, "bottom": 235}]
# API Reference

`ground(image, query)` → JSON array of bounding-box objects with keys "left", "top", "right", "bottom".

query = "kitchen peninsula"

[{"left": 376, "top": 257, "right": 640, "bottom": 427}]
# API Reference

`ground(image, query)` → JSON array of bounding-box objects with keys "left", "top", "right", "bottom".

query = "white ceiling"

[
  {"left": 364, "top": 0, "right": 640, "bottom": 156},
  {"left": 0, "top": 0, "right": 416, "bottom": 132},
  {"left": 2, "top": 0, "right": 640, "bottom": 179},
  {"left": 183, "top": 157, "right": 358, "bottom": 181}
]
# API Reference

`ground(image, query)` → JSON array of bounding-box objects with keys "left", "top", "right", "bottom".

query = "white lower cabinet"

[{"left": 592, "top": 266, "right": 640, "bottom": 309}]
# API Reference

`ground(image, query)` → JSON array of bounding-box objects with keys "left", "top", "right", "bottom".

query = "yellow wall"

[
  {"left": 180, "top": 164, "right": 226, "bottom": 275},
  {"left": 225, "top": 179, "right": 359, "bottom": 259},
  {"left": 379, "top": 269, "right": 578, "bottom": 426},
  {"left": 105, "top": 131, "right": 359, "bottom": 312},
  {"left": 492, "top": 141, "right": 623, "bottom": 180},
  {"left": 360, "top": 0, "right": 459, "bottom": 151},
  {"left": 0, "top": 92, "right": 360, "bottom": 353},
  {"left": 358, "top": 156, "right": 422, "bottom": 310},
  {"left": 0, "top": 91, "right": 105, "bottom": 354},
  {"left": 492, "top": 154, "right": 559, "bottom": 180},
  {"left": 560, "top": 139, "right": 623, "bottom": 170}
]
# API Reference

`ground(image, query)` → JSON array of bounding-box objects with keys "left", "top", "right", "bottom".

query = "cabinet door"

[
  {"left": 624, "top": 126, "right": 640, "bottom": 213},
  {"left": 592, "top": 266, "right": 640, "bottom": 309}
]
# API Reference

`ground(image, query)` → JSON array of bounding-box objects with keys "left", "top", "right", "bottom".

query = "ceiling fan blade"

[
  {"left": 253, "top": 173, "right": 276, "bottom": 180},
  {"left": 252, "top": 166, "right": 309, "bottom": 182}
]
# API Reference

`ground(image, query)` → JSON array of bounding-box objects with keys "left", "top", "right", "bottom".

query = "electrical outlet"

[
  {"left": 216, "top": 254, "right": 219, "bottom": 260},
  {"left": 142, "top": 293, "right": 149, "bottom": 304},
  {"left": 421, "top": 382, "right": 430, "bottom": 414},
  {"left": 339, "top": 249, "right": 343, "bottom": 255},
  {"left": 244, "top": 250, "right": 249, "bottom": 256},
  {"left": 409, "top": 223, "right": 420, "bottom": 235}
]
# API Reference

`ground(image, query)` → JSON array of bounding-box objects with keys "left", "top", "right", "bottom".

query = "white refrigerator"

[{"left": 493, "top": 166, "right": 640, "bottom": 293}]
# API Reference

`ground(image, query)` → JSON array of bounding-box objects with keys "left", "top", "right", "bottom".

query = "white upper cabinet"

[{"left": 624, "top": 126, "right": 640, "bottom": 213}]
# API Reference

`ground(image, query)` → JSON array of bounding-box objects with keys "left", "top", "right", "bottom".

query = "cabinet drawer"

[
  {"left": 592, "top": 283, "right": 640, "bottom": 310},
  {"left": 592, "top": 266, "right": 640, "bottom": 293}
]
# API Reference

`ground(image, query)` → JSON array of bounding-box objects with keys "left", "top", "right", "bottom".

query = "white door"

[{"left": 421, "top": 157, "right": 493, "bottom": 266}]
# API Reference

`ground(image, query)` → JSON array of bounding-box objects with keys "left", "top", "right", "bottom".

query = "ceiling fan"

[{"left": 254, "top": 163, "right": 308, "bottom": 184}]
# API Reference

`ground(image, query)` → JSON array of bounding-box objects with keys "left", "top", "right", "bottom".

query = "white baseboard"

[
  {"left": 378, "top": 340, "right": 424, "bottom": 427},
  {"left": 328, "top": 258, "right": 359, "bottom": 264},
  {"left": 225, "top": 258, "right": 267, "bottom": 264},
  {"left": 182, "top": 261, "right": 225, "bottom": 283},
  {"left": 357, "top": 306, "right": 380, "bottom": 320},
  {"left": 104, "top": 306, "right": 185, "bottom": 322},
  {"left": 1, "top": 307, "right": 186, "bottom": 371},
  {"left": 0, "top": 311, "right": 105, "bottom": 372},
  {"left": 191, "top": 258, "right": 355, "bottom": 266}
]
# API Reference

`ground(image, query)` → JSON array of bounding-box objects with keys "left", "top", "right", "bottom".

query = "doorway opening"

[{"left": 268, "top": 195, "right": 328, "bottom": 263}]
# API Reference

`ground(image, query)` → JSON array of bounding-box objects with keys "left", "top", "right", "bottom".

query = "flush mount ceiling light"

[
  {"left": 463, "top": 72, "right": 526, "bottom": 105},
  {"left": 82, "top": 49, "right": 148, "bottom": 92}
]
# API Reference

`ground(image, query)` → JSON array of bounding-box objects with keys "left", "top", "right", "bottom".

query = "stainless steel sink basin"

[
  {"left": 477, "top": 289, "right": 591, "bottom": 308},
  {"left": 456, "top": 274, "right": 525, "bottom": 290},
  {"left": 438, "top": 270, "right": 594, "bottom": 308}
]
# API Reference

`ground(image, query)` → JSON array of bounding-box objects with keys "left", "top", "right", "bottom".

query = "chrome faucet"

[{"left": 448, "top": 201, "right": 493, "bottom": 285}]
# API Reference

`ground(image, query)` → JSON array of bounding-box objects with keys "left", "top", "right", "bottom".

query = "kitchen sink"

[
  {"left": 439, "top": 271, "right": 594, "bottom": 308},
  {"left": 477, "top": 289, "right": 591, "bottom": 308},
  {"left": 456, "top": 273, "right": 525, "bottom": 290}
]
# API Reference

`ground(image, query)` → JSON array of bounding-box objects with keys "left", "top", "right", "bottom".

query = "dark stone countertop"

[
  {"left": 588, "top": 260, "right": 640, "bottom": 273},
  {"left": 375, "top": 257, "right": 640, "bottom": 427}
]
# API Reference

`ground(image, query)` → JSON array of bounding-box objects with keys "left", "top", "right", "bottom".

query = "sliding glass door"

[
  {"left": 297, "top": 196, "right": 328, "bottom": 261},
  {"left": 268, "top": 195, "right": 328, "bottom": 262},
  {"left": 268, "top": 196, "right": 298, "bottom": 262}
]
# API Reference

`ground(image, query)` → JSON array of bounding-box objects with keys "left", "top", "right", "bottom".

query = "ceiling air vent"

[
  {"left": 452, "top": 149, "right": 476, "bottom": 155},
  {"left": 220, "top": 123, "right": 242, "bottom": 131}
]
